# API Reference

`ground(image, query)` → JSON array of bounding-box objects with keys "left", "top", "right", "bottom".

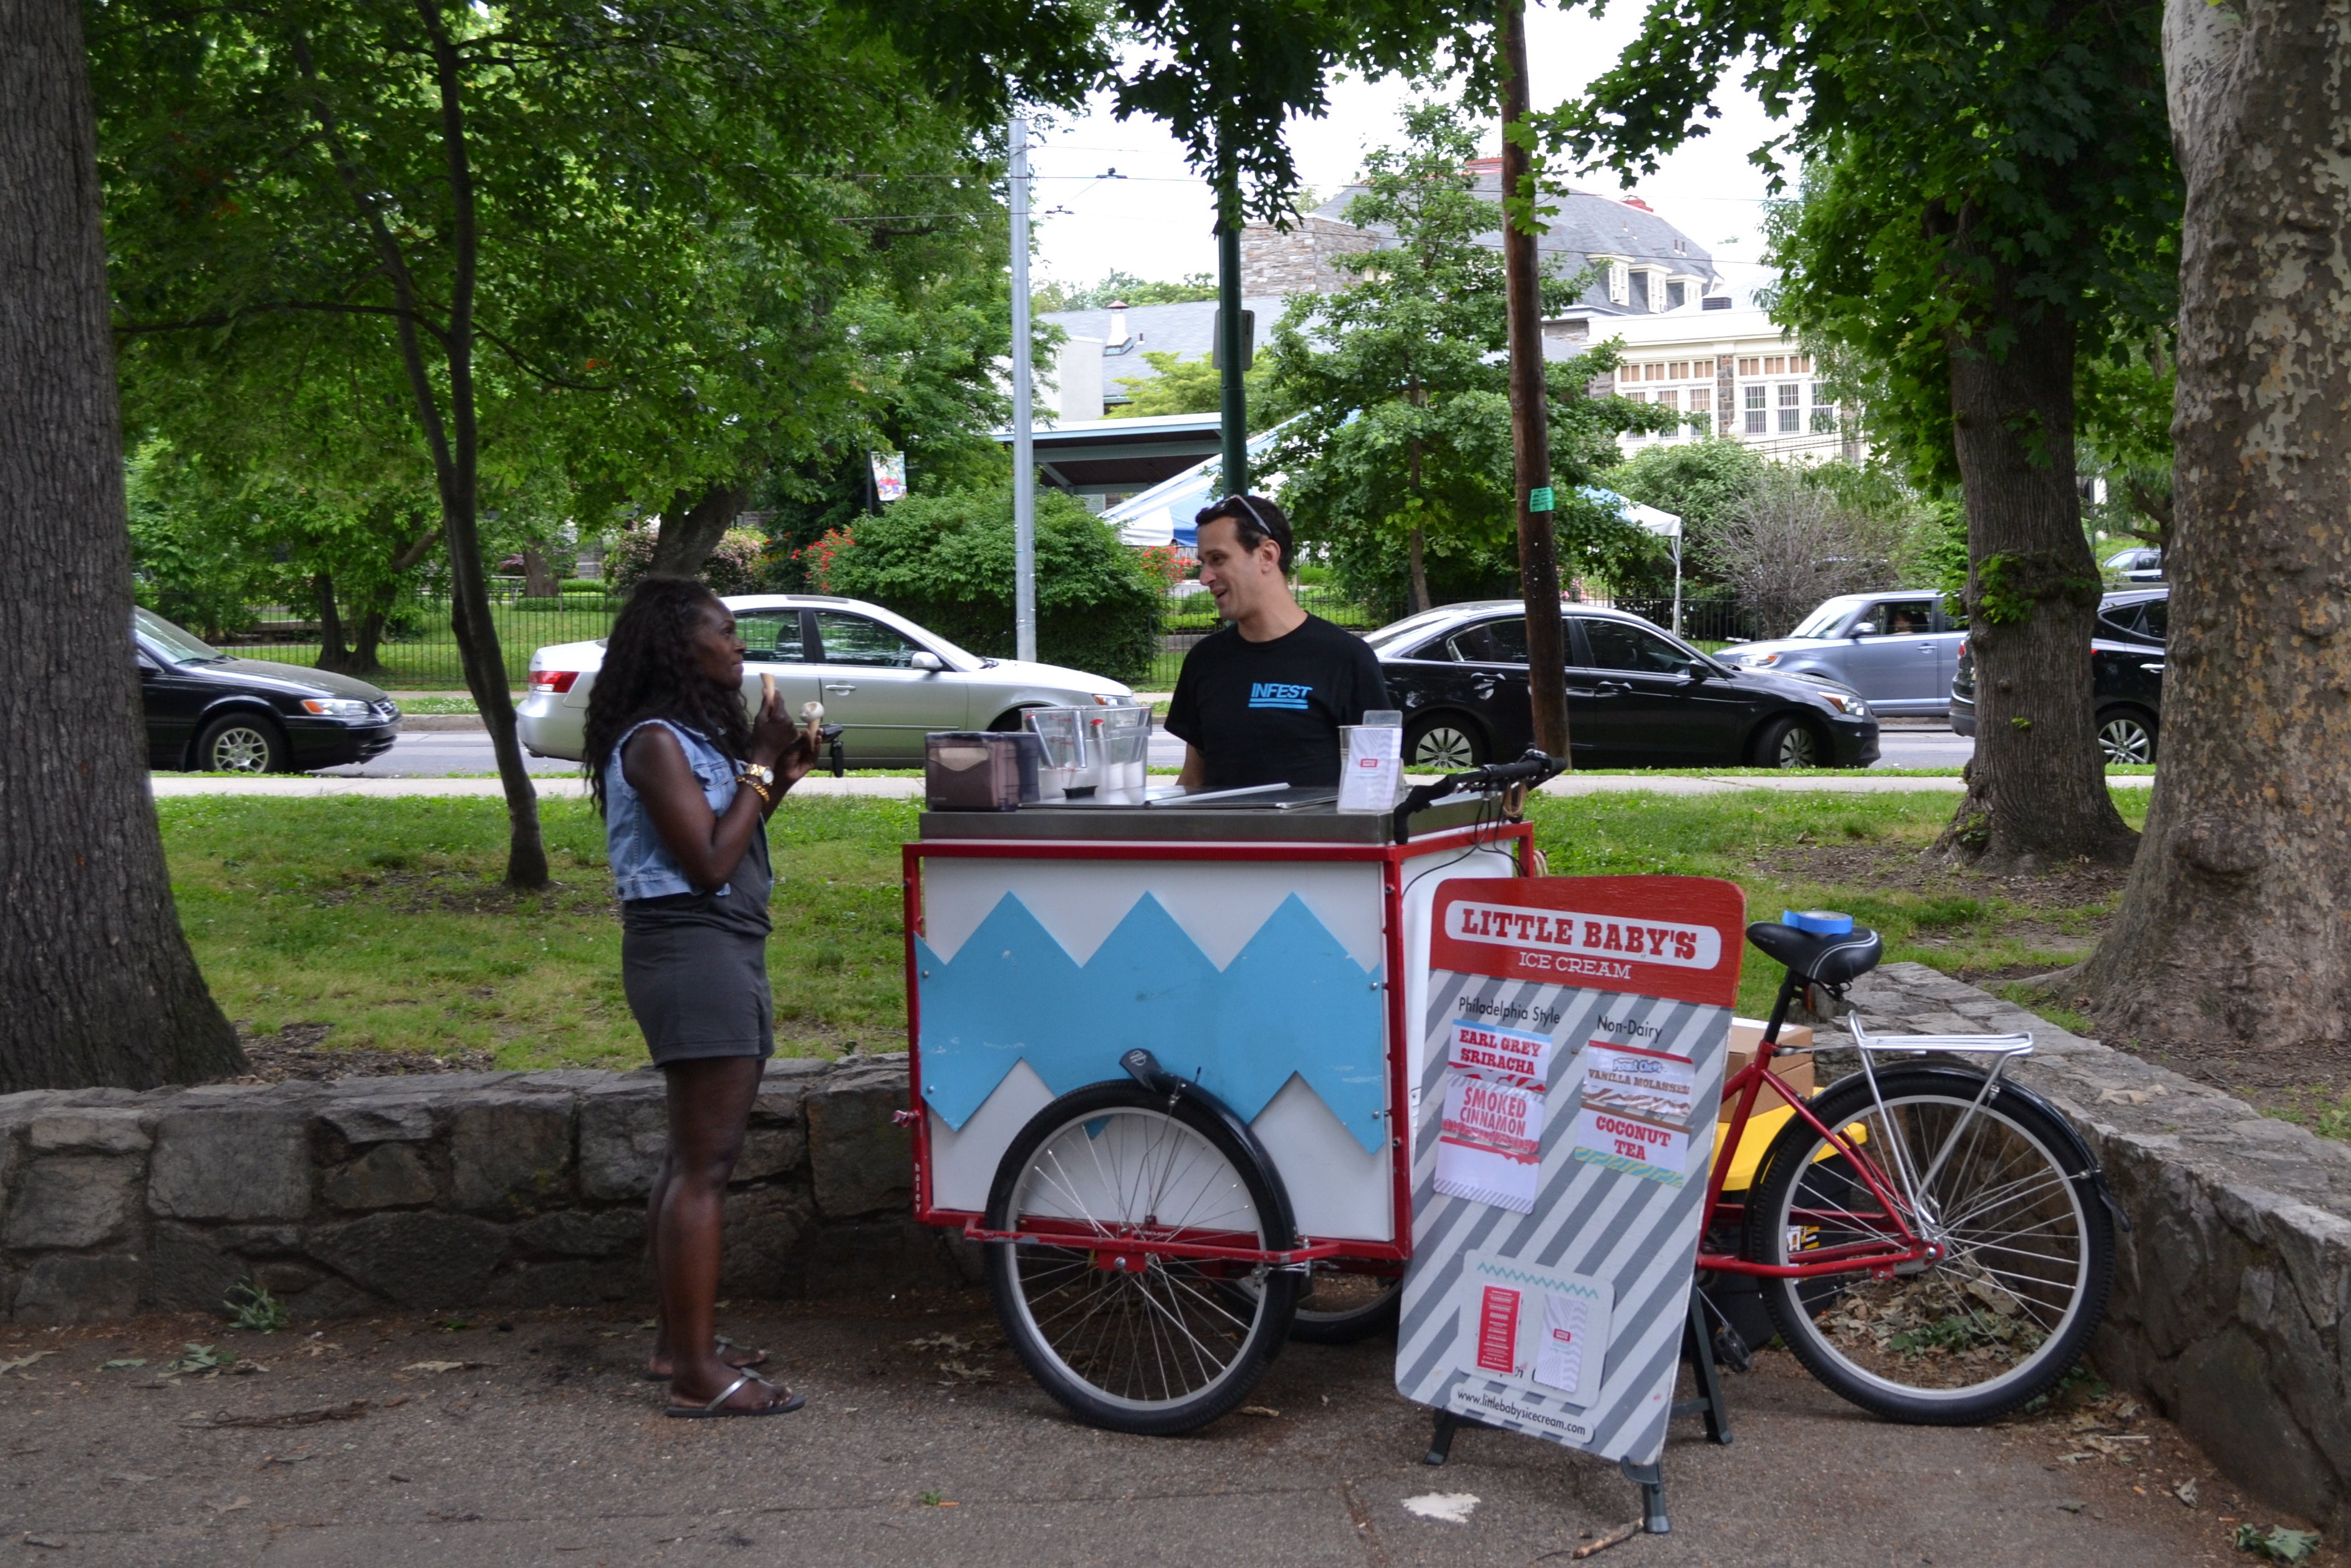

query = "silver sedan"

[
  {"left": 1721, "top": 591, "right": 1965, "bottom": 717},
  {"left": 517, "top": 594, "right": 1134, "bottom": 766}
]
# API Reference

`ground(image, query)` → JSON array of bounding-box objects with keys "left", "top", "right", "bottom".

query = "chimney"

[{"left": 1106, "top": 301, "right": 1129, "bottom": 348}]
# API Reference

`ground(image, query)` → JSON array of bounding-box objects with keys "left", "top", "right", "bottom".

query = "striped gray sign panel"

[{"left": 1395, "top": 966, "right": 1728, "bottom": 1465}]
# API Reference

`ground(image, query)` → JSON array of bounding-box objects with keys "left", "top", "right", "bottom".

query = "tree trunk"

[
  {"left": 1408, "top": 526, "right": 1431, "bottom": 615},
  {"left": 1498, "top": 0, "right": 1569, "bottom": 764},
  {"left": 0, "top": 0, "right": 241, "bottom": 1090},
  {"left": 314, "top": 570, "right": 355, "bottom": 671},
  {"left": 1931, "top": 232, "right": 2136, "bottom": 870},
  {"left": 522, "top": 547, "right": 559, "bottom": 597},
  {"left": 2077, "top": 0, "right": 2351, "bottom": 1044},
  {"left": 645, "top": 481, "right": 749, "bottom": 580},
  {"left": 420, "top": 4, "right": 545, "bottom": 889}
]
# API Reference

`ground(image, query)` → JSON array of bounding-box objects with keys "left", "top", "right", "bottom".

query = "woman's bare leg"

[{"left": 651, "top": 1056, "right": 787, "bottom": 1410}]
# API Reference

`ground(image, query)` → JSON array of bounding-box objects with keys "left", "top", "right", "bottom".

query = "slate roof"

[{"left": 1309, "top": 171, "right": 1719, "bottom": 316}]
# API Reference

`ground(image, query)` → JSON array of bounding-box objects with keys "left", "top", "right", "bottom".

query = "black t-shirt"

[{"left": 1165, "top": 614, "right": 1390, "bottom": 789}]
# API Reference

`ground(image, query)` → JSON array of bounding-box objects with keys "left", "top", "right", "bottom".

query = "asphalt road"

[
  {"left": 314, "top": 723, "right": 1973, "bottom": 780},
  {"left": 0, "top": 1299, "right": 2269, "bottom": 1567}
]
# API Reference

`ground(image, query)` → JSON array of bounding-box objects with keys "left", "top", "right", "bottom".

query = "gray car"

[
  {"left": 516, "top": 593, "right": 1135, "bottom": 766},
  {"left": 1721, "top": 592, "right": 1965, "bottom": 716}
]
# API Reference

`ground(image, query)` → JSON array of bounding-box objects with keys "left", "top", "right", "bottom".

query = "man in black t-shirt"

[{"left": 1165, "top": 495, "right": 1389, "bottom": 790}]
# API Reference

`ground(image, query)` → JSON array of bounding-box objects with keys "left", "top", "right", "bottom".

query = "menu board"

[{"left": 1395, "top": 875, "right": 1746, "bottom": 1466}]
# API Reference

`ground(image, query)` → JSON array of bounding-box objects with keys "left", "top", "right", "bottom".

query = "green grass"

[
  {"left": 161, "top": 786, "right": 2150, "bottom": 1072},
  {"left": 1522, "top": 787, "right": 2148, "bottom": 1022},
  {"left": 161, "top": 794, "right": 916, "bottom": 1069}
]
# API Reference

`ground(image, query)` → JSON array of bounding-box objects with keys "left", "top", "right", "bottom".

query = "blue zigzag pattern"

[{"left": 916, "top": 891, "right": 1389, "bottom": 1152}]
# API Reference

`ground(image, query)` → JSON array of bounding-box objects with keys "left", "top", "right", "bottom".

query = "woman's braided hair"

[{"left": 583, "top": 576, "right": 752, "bottom": 815}]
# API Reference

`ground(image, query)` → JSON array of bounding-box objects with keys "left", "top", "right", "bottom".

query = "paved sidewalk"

[
  {"left": 0, "top": 1299, "right": 2264, "bottom": 1567},
  {"left": 149, "top": 772, "right": 2153, "bottom": 800}
]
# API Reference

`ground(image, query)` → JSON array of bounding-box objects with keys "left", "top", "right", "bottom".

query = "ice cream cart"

[{"left": 903, "top": 786, "right": 1531, "bottom": 1433}]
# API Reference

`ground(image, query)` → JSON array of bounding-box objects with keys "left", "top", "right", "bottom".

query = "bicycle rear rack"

[{"left": 1839, "top": 1013, "right": 2034, "bottom": 1241}]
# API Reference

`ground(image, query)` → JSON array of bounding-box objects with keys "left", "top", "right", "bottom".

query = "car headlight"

[
  {"left": 1815, "top": 690, "right": 1870, "bottom": 718},
  {"left": 301, "top": 698, "right": 372, "bottom": 718},
  {"left": 1738, "top": 651, "right": 1782, "bottom": 667}
]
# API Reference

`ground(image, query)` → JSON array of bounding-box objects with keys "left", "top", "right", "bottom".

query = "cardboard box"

[{"left": 1720, "top": 1017, "right": 1815, "bottom": 1119}]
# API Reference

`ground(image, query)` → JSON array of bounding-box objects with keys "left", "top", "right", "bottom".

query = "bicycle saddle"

[{"left": 1746, "top": 920, "right": 1884, "bottom": 986}]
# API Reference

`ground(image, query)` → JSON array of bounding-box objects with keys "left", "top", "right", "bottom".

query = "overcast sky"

[{"left": 1024, "top": 4, "right": 1789, "bottom": 299}]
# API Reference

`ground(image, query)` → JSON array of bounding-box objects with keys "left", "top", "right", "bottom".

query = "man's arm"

[{"left": 1179, "top": 744, "right": 1204, "bottom": 790}]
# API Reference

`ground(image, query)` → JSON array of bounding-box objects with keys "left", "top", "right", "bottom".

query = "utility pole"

[
  {"left": 1009, "top": 112, "right": 1038, "bottom": 662},
  {"left": 1499, "top": 0, "right": 1569, "bottom": 764},
  {"left": 1215, "top": 170, "right": 1249, "bottom": 496}
]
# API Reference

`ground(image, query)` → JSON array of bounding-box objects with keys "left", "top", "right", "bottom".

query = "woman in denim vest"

[{"left": 584, "top": 577, "right": 814, "bottom": 1418}]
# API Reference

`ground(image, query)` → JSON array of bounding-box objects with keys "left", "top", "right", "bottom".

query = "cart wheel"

[
  {"left": 1228, "top": 1264, "right": 1402, "bottom": 1344},
  {"left": 984, "top": 1081, "right": 1300, "bottom": 1435}
]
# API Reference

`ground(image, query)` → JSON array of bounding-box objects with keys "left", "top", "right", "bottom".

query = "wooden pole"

[
  {"left": 1499, "top": 0, "right": 1569, "bottom": 764},
  {"left": 1215, "top": 173, "right": 1249, "bottom": 496}
]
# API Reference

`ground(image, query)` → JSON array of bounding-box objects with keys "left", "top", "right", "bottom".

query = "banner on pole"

[
  {"left": 1397, "top": 875, "right": 1746, "bottom": 1465},
  {"left": 870, "top": 450, "right": 908, "bottom": 504}
]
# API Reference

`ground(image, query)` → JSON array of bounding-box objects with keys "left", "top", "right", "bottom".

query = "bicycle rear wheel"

[
  {"left": 984, "top": 1082, "right": 1299, "bottom": 1435},
  {"left": 1746, "top": 1065, "right": 2113, "bottom": 1424}
]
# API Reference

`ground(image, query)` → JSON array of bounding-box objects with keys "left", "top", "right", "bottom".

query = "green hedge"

[{"left": 819, "top": 489, "right": 1160, "bottom": 685}]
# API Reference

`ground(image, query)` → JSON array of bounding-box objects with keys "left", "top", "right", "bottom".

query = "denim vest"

[{"left": 604, "top": 719, "right": 744, "bottom": 902}]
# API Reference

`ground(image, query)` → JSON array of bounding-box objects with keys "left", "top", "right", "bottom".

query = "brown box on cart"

[{"left": 1720, "top": 1017, "right": 1815, "bottom": 1118}]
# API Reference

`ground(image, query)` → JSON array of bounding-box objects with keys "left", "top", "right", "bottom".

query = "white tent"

[{"left": 1581, "top": 487, "right": 1688, "bottom": 635}]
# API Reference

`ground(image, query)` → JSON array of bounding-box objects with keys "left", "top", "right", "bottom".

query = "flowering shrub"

[{"left": 792, "top": 527, "right": 854, "bottom": 593}]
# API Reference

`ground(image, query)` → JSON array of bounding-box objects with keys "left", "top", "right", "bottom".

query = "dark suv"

[
  {"left": 1950, "top": 588, "right": 2166, "bottom": 763},
  {"left": 1370, "top": 602, "right": 1880, "bottom": 770}
]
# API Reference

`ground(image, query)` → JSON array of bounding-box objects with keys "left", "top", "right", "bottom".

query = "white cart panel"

[{"left": 917, "top": 856, "right": 1397, "bottom": 1242}]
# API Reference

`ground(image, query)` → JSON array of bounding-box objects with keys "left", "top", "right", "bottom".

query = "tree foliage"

[
  {"left": 1559, "top": 0, "right": 2178, "bottom": 488},
  {"left": 1033, "top": 270, "right": 1219, "bottom": 312},
  {"left": 1107, "top": 350, "right": 1274, "bottom": 419},
  {"left": 1265, "top": 98, "right": 1666, "bottom": 617}
]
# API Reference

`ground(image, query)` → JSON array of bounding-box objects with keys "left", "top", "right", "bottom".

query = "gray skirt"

[{"left": 620, "top": 919, "right": 774, "bottom": 1065}]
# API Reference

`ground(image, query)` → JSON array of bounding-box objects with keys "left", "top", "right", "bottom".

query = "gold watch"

[{"left": 740, "top": 762, "right": 775, "bottom": 788}]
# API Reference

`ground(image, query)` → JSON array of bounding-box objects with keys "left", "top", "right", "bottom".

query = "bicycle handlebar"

[{"left": 1392, "top": 748, "right": 1567, "bottom": 843}]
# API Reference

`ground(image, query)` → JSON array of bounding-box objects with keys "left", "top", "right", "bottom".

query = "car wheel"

[
  {"left": 195, "top": 713, "right": 289, "bottom": 774},
  {"left": 1753, "top": 714, "right": 1825, "bottom": 769},
  {"left": 1404, "top": 714, "right": 1486, "bottom": 771},
  {"left": 2096, "top": 708, "right": 2158, "bottom": 765}
]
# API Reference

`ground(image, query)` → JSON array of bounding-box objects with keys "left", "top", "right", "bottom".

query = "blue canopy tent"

[{"left": 1105, "top": 419, "right": 1301, "bottom": 551}]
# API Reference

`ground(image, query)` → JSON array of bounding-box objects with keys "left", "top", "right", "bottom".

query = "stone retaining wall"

[
  {"left": 0, "top": 1056, "right": 967, "bottom": 1326},
  {"left": 8, "top": 971, "right": 2348, "bottom": 1536},
  {"left": 1849, "top": 964, "right": 2351, "bottom": 1537}
]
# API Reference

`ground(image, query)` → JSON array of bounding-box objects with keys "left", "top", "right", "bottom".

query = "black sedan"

[
  {"left": 1949, "top": 589, "right": 2165, "bottom": 764},
  {"left": 1369, "top": 602, "right": 1881, "bottom": 770},
  {"left": 135, "top": 608, "right": 402, "bottom": 772}
]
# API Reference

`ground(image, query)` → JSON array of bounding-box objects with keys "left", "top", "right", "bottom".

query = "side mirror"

[
  {"left": 910, "top": 650, "right": 945, "bottom": 673},
  {"left": 1852, "top": 621, "right": 1878, "bottom": 638}
]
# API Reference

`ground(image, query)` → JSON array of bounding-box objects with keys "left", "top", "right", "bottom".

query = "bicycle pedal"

[{"left": 1712, "top": 1322, "right": 1754, "bottom": 1374}]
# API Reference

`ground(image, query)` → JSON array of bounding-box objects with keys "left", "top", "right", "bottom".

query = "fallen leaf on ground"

[
  {"left": 2057, "top": 1501, "right": 2087, "bottom": 1514},
  {"left": 0, "top": 1353, "right": 57, "bottom": 1375},
  {"left": 1238, "top": 1405, "right": 1280, "bottom": 1418},
  {"left": 402, "top": 1361, "right": 480, "bottom": 1373},
  {"left": 100, "top": 1360, "right": 147, "bottom": 1371},
  {"left": 20, "top": 1535, "right": 65, "bottom": 1549}
]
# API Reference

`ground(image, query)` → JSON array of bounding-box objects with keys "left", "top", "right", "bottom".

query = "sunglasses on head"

[{"left": 1209, "top": 494, "right": 1289, "bottom": 542}]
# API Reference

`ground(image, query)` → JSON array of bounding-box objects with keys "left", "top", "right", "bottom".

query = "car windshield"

[
  {"left": 134, "top": 607, "right": 225, "bottom": 665},
  {"left": 1787, "top": 600, "right": 1863, "bottom": 640}
]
